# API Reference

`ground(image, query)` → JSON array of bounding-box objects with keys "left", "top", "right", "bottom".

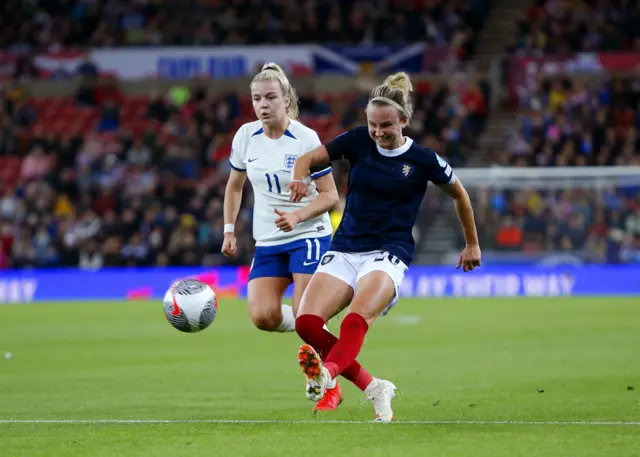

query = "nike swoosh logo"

[
  {"left": 248, "top": 158, "right": 259, "bottom": 162},
  {"left": 303, "top": 261, "right": 318, "bottom": 266}
]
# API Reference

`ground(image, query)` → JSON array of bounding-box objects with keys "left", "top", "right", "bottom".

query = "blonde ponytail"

[
  {"left": 368, "top": 72, "right": 414, "bottom": 121},
  {"left": 251, "top": 62, "right": 299, "bottom": 119}
]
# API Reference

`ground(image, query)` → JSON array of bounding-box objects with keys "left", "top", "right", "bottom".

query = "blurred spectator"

[
  {"left": 495, "top": 216, "right": 523, "bottom": 250},
  {"left": 97, "top": 100, "right": 120, "bottom": 132},
  {"left": 121, "top": 233, "right": 150, "bottom": 267},
  {"left": 147, "top": 93, "right": 171, "bottom": 123},
  {"left": 509, "top": 0, "right": 640, "bottom": 55},
  {"left": 625, "top": 206, "right": 640, "bottom": 240},
  {"left": 20, "top": 146, "right": 52, "bottom": 181},
  {"left": 79, "top": 240, "right": 104, "bottom": 270},
  {"left": 76, "top": 80, "right": 97, "bottom": 107}
]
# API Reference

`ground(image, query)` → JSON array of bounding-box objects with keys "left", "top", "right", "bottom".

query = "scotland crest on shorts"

[
  {"left": 321, "top": 254, "right": 334, "bottom": 265},
  {"left": 285, "top": 154, "right": 297, "bottom": 170}
]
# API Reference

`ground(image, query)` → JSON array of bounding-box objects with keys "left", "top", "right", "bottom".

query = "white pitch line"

[{"left": 0, "top": 419, "right": 639, "bottom": 426}]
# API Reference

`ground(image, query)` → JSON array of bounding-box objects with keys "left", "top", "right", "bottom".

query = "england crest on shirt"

[{"left": 285, "top": 154, "right": 297, "bottom": 170}]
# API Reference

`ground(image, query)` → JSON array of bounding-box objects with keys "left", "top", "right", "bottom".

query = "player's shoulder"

[
  {"left": 231, "top": 121, "right": 263, "bottom": 164},
  {"left": 407, "top": 140, "right": 448, "bottom": 166},
  {"left": 332, "top": 125, "right": 372, "bottom": 145},
  {"left": 406, "top": 140, "right": 455, "bottom": 184},
  {"left": 235, "top": 120, "right": 263, "bottom": 139},
  {"left": 347, "top": 125, "right": 371, "bottom": 139},
  {"left": 287, "top": 119, "right": 320, "bottom": 143}
]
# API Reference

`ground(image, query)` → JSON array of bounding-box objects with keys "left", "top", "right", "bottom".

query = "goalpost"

[
  {"left": 416, "top": 166, "right": 640, "bottom": 266},
  {"left": 455, "top": 166, "right": 640, "bottom": 190}
]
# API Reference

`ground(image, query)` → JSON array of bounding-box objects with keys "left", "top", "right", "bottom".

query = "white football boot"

[{"left": 365, "top": 378, "right": 397, "bottom": 422}]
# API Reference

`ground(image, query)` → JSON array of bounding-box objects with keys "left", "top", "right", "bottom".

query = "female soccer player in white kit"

[
  {"left": 223, "top": 63, "right": 384, "bottom": 412},
  {"left": 222, "top": 63, "right": 336, "bottom": 331}
]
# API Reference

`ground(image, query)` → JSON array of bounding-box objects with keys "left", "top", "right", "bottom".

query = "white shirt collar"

[{"left": 376, "top": 137, "right": 413, "bottom": 157}]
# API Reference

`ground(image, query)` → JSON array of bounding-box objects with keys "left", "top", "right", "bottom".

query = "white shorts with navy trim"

[{"left": 315, "top": 250, "right": 408, "bottom": 316}]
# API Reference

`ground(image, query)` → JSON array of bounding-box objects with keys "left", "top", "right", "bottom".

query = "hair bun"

[
  {"left": 384, "top": 72, "right": 413, "bottom": 94},
  {"left": 261, "top": 62, "right": 284, "bottom": 73}
]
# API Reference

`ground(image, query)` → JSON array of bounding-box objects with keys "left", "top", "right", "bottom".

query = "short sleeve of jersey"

[
  {"left": 229, "top": 127, "right": 247, "bottom": 171},
  {"left": 306, "top": 130, "right": 333, "bottom": 180},
  {"left": 426, "top": 151, "right": 457, "bottom": 186},
  {"left": 325, "top": 127, "right": 363, "bottom": 163}
]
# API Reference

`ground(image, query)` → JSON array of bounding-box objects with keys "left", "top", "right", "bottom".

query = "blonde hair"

[
  {"left": 368, "top": 72, "right": 414, "bottom": 121},
  {"left": 251, "top": 63, "right": 299, "bottom": 119}
]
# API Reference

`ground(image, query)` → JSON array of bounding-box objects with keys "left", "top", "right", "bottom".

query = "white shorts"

[{"left": 315, "top": 250, "right": 408, "bottom": 316}]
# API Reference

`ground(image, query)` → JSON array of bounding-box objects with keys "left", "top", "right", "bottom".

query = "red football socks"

[
  {"left": 295, "top": 314, "right": 373, "bottom": 391},
  {"left": 323, "top": 313, "right": 369, "bottom": 380}
]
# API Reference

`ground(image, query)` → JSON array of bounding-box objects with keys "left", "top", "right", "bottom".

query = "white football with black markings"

[{"left": 163, "top": 279, "right": 218, "bottom": 333}]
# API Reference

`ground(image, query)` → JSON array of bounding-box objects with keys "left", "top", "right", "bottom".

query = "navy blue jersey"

[{"left": 326, "top": 126, "right": 455, "bottom": 266}]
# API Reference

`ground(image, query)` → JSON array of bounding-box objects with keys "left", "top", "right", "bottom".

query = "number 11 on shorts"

[{"left": 305, "top": 239, "right": 321, "bottom": 263}]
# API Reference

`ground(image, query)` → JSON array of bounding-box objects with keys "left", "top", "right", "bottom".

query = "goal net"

[{"left": 415, "top": 166, "right": 640, "bottom": 267}]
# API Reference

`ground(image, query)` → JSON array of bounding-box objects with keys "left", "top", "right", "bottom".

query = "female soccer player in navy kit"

[{"left": 287, "top": 72, "right": 482, "bottom": 421}]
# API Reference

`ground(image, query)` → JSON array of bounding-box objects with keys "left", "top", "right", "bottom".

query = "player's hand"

[
  {"left": 221, "top": 233, "right": 237, "bottom": 257},
  {"left": 288, "top": 179, "right": 309, "bottom": 203},
  {"left": 457, "top": 244, "right": 481, "bottom": 272},
  {"left": 274, "top": 208, "right": 301, "bottom": 232}
]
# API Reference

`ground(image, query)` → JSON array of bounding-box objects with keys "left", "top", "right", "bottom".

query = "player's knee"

[
  {"left": 247, "top": 294, "right": 282, "bottom": 331},
  {"left": 340, "top": 312, "right": 369, "bottom": 332},
  {"left": 250, "top": 312, "right": 281, "bottom": 331}
]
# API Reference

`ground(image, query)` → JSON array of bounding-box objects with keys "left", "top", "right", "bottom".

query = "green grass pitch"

[{"left": 1, "top": 297, "right": 639, "bottom": 456}]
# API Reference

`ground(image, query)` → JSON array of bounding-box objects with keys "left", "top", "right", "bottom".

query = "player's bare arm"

[
  {"left": 221, "top": 168, "right": 247, "bottom": 257},
  {"left": 289, "top": 146, "right": 332, "bottom": 203},
  {"left": 275, "top": 173, "right": 339, "bottom": 232},
  {"left": 440, "top": 178, "right": 481, "bottom": 272}
]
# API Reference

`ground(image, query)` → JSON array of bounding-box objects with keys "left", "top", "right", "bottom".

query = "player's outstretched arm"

[
  {"left": 440, "top": 179, "right": 482, "bottom": 272},
  {"left": 289, "top": 146, "right": 332, "bottom": 203},
  {"left": 275, "top": 173, "right": 339, "bottom": 232},
  {"left": 221, "top": 169, "right": 247, "bottom": 257}
]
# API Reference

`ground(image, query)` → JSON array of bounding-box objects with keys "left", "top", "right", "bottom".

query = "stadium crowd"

[
  {"left": 0, "top": 73, "right": 489, "bottom": 269},
  {"left": 469, "top": 185, "right": 640, "bottom": 264},
  {"left": 469, "top": 74, "right": 640, "bottom": 264},
  {"left": 506, "top": 76, "right": 640, "bottom": 168},
  {"left": 507, "top": 0, "right": 640, "bottom": 56},
  {"left": 2, "top": 0, "right": 639, "bottom": 269},
  {"left": 1, "top": 0, "right": 489, "bottom": 58}
]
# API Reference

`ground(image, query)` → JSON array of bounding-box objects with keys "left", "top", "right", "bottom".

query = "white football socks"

[
  {"left": 275, "top": 304, "right": 296, "bottom": 332},
  {"left": 275, "top": 304, "right": 331, "bottom": 333}
]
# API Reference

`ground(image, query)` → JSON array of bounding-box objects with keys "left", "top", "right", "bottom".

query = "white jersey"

[{"left": 229, "top": 119, "right": 333, "bottom": 247}]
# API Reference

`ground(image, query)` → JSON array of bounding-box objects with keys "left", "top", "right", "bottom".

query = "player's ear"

[{"left": 399, "top": 113, "right": 408, "bottom": 129}]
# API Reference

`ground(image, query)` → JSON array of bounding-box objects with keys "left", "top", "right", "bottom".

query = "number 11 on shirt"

[{"left": 266, "top": 173, "right": 281, "bottom": 194}]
